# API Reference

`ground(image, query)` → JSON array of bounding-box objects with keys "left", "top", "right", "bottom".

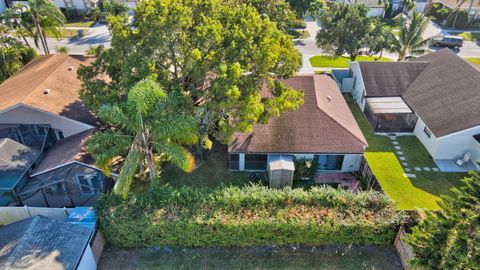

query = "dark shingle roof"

[
  {"left": 0, "top": 216, "right": 92, "bottom": 270},
  {"left": 359, "top": 49, "right": 480, "bottom": 137},
  {"left": 359, "top": 61, "right": 429, "bottom": 96},
  {"left": 229, "top": 75, "right": 367, "bottom": 154},
  {"left": 31, "top": 129, "right": 95, "bottom": 176}
]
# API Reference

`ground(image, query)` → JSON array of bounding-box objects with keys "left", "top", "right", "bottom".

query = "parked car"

[{"left": 431, "top": 35, "right": 464, "bottom": 49}]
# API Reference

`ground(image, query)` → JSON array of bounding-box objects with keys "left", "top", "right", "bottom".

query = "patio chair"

[{"left": 456, "top": 152, "right": 472, "bottom": 167}]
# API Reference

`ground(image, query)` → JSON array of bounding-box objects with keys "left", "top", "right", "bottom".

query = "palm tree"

[
  {"left": 2, "top": 1, "right": 66, "bottom": 54},
  {"left": 452, "top": 0, "right": 467, "bottom": 29},
  {"left": 88, "top": 79, "right": 198, "bottom": 198},
  {"left": 388, "top": 11, "right": 431, "bottom": 61}
]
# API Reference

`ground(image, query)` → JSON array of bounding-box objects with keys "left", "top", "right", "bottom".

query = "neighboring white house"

[
  {"left": 338, "top": 0, "right": 428, "bottom": 17},
  {"left": 339, "top": 49, "right": 480, "bottom": 172},
  {"left": 229, "top": 75, "right": 367, "bottom": 178}
]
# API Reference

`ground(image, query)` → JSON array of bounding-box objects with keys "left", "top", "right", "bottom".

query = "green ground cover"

[
  {"left": 447, "top": 31, "right": 480, "bottom": 41},
  {"left": 344, "top": 94, "right": 467, "bottom": 210},
  {"left": 465, "top": 57, "right": 480, "bottom": 66},
  {"left": 64, "top": 20, "right": 96, "bottom": 27},
  {"left": 310, "top": 55, "right": 394, "bottom": 68},
  {"left": 99, "top": 245, "right": 403, "bottom": 270}
]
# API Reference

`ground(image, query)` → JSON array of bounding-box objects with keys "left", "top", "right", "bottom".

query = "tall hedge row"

[{"left": 95, "top": 185, "right": 403, "bottom": 247}]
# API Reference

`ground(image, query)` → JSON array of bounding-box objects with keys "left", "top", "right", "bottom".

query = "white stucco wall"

[
  {"left": 367, "top": 7, "right": 385, "bottom": 17},
  {"left": 414, "top": 117, "right": 480, "bottom": 163},
  {"left": 348, "top": 62, "right": 367, "bottom": 111},
  {"left": 77, "top": 245, "right": 97, "bottom": 270},
  {"left": 0, "top": 105, "right": 93, "bottom": 138}
]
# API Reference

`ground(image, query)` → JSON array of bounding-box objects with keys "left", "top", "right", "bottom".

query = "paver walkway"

[{"left": 389, "top": 135, "right": 439, "bottom": 179}]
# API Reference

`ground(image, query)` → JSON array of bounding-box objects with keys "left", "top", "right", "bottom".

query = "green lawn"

[
  {"left": 310, "top": 55, "right": 394, "bottom": 68},
  {"left": 65, "top": 20, "right": 96, "bottom": 28},
  {"left": 44, "top": 28, "right": 87, "bottom": 38},
  {"left": 465, "top": 57, "right": 480, "bottom": 67},
  {"left": 160, "top": 144, "right": 250, "bottom": 189},
  {"left": 448, "top": 31, "right": 480, "bottom": 41},
  {"left": 345, "top": 94, "right": 468, "bottom": 210}
]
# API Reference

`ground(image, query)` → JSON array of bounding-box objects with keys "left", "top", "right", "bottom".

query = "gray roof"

[
  {"left": 359, "top": 49, "right": 480, "bottom": 137},
  {"left": 0, "top": 138, "right": 38, "bottom": 173},
  {"left": 0, "top": 216, "right": 92, "bottom": 270}
]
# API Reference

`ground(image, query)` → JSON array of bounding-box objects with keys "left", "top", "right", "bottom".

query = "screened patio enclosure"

[{"left": 364, "top": 97, "right": 418, "bottom": 133}]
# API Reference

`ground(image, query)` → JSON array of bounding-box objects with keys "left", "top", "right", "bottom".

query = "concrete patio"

[
  {"left": 314, "top": 172, "right": 360, "bottom": 192},
  {"left": 434, "top": 159, "right": 478, "bottom": 172}
]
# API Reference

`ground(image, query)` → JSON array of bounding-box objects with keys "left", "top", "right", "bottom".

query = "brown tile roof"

[
  {"left": 31, "top": 129, "right": 95, "bottom": 175},
  {"left": 359, "top": 49, "right": 480, "bottom": 137},
  {"left": 0, "top": 55, "right": 98, "bottom": 126},
  {"left": 229, "top": 75, "right": 367, "bottom": 154}
]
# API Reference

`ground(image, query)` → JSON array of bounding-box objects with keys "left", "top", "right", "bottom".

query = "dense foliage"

[
  {"left": 407, "top": 172, "right": 480, "bottom": 269},
  {"left": 0, "top": 27, "right": 37, "bottom": 82},
  {"left": 88, "top": 79, "right": 197, "bottom": 197},
  {"left": 96, "top": 185, "right": 403, "bottom": 247},
  {"left": 428, "top": 3, "right": 450, "bottom": 21},
  {"left": 78, "top": 0, "right": 303, "bottom": 160},
  {"left": 316, "top": 3, "right": 389, "bottom": 61},
  {"left": 446, "top": 10, "right": 470, "bottom": 29}
]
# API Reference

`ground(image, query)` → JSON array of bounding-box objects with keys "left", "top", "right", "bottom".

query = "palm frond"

[
  {"left": 115, "top": 138, "right": 143, "bottom": 199},
  {"left": 87, "top": 131, "right": 133, "bottom": 173},
  {"left": 151, "top": 114, "right": 198, "bottom": 145},
  {"left": 153, "top": 142, "right": 195, "bottom": 173}
]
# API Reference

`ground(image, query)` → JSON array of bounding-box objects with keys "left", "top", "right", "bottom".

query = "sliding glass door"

[{"left": 318, "top": 155, "right": 344, "bottom": 171}]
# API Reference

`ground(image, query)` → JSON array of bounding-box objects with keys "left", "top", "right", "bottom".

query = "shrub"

[
  {"left": 293, "top": 157, "right": 312, "bottom": 181},
  {"left": 95, "top": 184, "right": 403, "bottom": 247},
  {"left": 428, "top": 3, "right": 450, "bottom": 21},
  {"left": 446, "top": 10, "right": 470, "bottom": 29}
]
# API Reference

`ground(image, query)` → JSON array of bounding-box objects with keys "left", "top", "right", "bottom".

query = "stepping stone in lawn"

[
  {"left": 414, "top": 167, "right": 422, "bottom": 171},
  {"left": 399, "top": 156, "right": 406, "bottom": 161},
  {"left": 392, "top": 141, "right": 399, "bottom": 145},
  {"left": 401, "top": 162, "right": 408, "bottom": 166},
  {"left": 432, "top": 168, "right": 440, "bottom": 172},
  {"left": 404, "top": 168, "right": 411, "bottom": 172},
  {"left": 394, "top": 146, "right": 401, "bottom": 150},
  {"left": 404, "top": 173, "right": 416, "bottom": 178},
  {"left": 423, "top": 167, "right": 431, "bottom": 171},
  {"left": 397, "top": 151, "right": 403, "bottom": 155}
]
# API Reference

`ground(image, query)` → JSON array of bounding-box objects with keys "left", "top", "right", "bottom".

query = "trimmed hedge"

[{"left": 95, "top": 185, "right": 403, "bottom": 247}]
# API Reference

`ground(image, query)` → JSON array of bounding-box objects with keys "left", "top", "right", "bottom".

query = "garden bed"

[{"left": 99, "top": 245, "right": 403, "bottom": 270}]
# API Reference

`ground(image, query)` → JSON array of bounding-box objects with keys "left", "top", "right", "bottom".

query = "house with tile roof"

[
  {"left": 0, "top": 55, "right": 113, "bottom": 207},
  {"left": 341, "top": 49, "right": 480, "bottom": 172},
  {"left": 228, "top": 75, "right": 368, "bottom": 181}
]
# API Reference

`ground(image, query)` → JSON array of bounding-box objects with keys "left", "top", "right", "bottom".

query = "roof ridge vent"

[{"left": 43, "top": 89, "right": 50, "bottom": 95}]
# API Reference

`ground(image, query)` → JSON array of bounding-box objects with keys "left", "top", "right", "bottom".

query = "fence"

[
  {"left": 394, "top": 227, "right": 416, "bottom": 270},
  {"left": 359, "top": 157, "right": 383, "bottom": 191},
  {"left": 0, "top": 206, "right": 73, "bottom": 225}
]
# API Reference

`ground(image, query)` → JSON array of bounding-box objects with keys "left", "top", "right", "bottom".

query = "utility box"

[{"left": 268, "top": 155, "right": 295, "bottom": 188}]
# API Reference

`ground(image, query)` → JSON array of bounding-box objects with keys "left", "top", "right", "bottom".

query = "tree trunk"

[
  {"left": 452, "top": 10, "right": 459, "bottom": 29},
  {"left": 138, "top": 114, "right": 158, "bottom": 189},
  {"left": 20, "top": 34, "right": 31, "bottom": 48},
  {"left": 374, "top": 50, "right": 383, "bottom": 61},
  {"left": 195, "top": 110, "right": 211, "bottom": 164}
]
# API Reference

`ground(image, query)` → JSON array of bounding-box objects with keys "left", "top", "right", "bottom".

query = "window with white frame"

[{"left": 76, "top": 174, "right": 101, "bottom": 195}]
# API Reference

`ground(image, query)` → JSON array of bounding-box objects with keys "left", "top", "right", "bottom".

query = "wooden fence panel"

[{"left": 394, "top": 228, "right": 416, "bottom": 270}]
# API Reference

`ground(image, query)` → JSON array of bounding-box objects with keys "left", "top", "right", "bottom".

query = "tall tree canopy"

[
  {"left": 88, "top": 79, "right": 198, "bottom": 198},
  {"left": 0, "top": 25, "right": 37, "bottom": 82},
  {"left": 407, "top": 172, "right": 480, "bottom": 269},
  {"left": 241, "top": 0, "right": 297, "bottom": 31},
  {"left": 287, "top": 0, "right": 325, "bottom": 18},
  {"left": 316, "top": 3, "right": 388, "bottom": 61},
  {"left": 79, "top": 0, "right": 303, "bottom": 160}
]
